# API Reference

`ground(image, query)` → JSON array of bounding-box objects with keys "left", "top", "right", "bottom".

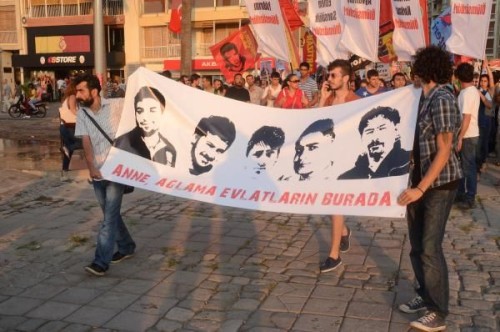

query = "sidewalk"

[{"left": 0, "top": 165, "right": 499, "bottom": 331}]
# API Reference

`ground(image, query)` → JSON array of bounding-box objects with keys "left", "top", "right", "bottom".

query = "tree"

[{"left": 180, "top": 0, "right": 192, "bottom": 75}]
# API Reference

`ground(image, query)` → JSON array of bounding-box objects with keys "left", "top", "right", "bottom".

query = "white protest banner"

[
  {"left": 446, "top": 0, "right": 492, "bottom": 59},
  {"left": 244, "top": 0, "right": 290, "bottom": 61},
  {"left": 308, "top": 0, "right": 349, "bottom": 66},
  {"left": 391, "top": 0, "right": 426, "bottom": 61},
  {"left": 101, "top": 68, "right": 420, "bottom": 218},
  {"left": 340, "top": 0, "right": 380, "bottom": 62}
]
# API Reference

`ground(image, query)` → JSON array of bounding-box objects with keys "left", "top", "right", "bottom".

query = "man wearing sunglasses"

[{"left": 317, "top": 59, "right": 360, "bottom": 273}]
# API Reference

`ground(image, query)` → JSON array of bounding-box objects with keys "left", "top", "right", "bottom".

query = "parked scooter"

[{"left": 8, "top": 94, "right": 47, "bottom": 118}]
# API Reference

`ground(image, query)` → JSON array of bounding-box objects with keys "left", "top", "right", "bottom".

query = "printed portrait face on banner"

[
  {"left": 246, "top": 126, "right": 285, "bottom": 177},
  {"left": 294, "top": 119, "right": 336, "bottom": 181},
  {"left": 190, "top": 116, "right": 236, "bottom": 176}
]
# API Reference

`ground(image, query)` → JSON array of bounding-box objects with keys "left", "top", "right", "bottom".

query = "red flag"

[
  {"left": 169, "top": 0, "right": 182, "bottom": 33},
  {"left": 279, "top": 0, "right": 303, "bottom": 31},
  {"left": 210, "top": 25, "right": 260, "bottom": 83}
]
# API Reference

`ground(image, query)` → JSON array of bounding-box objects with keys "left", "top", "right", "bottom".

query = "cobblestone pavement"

[{"left": 0, "top": 163, "right": 499, "bottom": 331}]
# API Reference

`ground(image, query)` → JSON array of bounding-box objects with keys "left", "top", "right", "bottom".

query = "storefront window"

[{"left": 144, "top": 0, "right": 165, "bottom": 14}]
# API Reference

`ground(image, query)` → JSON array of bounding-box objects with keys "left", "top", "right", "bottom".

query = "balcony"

[
  {"left": 142, "top": 43, "right": 213, "bottom": 59},
  {"left": 0, "top": 31, "right": 18, "bottom": 44},
  {"left": 25, "top": 0, "right": 123, "bottom": 18}
]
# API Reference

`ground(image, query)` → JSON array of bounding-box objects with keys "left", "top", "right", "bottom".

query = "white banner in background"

[
  {"left": 101, "top": 68, "right": 420, "bottom": 218},
  {"left": 446, "top": 0, "right": 492, "bottom": 59},
  {"left": 308, "top": 0, "right": 349, "bottom": 66},
  {"left": 391, "top": 0, "right": 426, "bottom": 61},
  {"left": 340, "top": 0, "right": 380, "bottom": 62},
  {"left": 244, "top": 0, "right": 290, "bottom": 61}
]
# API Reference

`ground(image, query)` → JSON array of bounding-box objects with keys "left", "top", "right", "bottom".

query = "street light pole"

[{"left": 94, "top": 0, "right": 107, "bottom": 97}]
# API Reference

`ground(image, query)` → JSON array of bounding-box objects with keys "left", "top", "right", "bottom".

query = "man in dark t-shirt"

[{"left": 225, "top": 73, "right": 250, "bottom": 102}]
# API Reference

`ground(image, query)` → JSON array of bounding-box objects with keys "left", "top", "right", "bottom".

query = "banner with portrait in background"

[
  {"left": 209, "top": 25, "right": 260, "bottom": 83},
  {"left": 102, "top": 68, "right": 420, "bottom": 219}
]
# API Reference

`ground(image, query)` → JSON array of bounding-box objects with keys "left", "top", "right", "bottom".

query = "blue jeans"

[
  {"left": 92, "top": 180, "right": 135, "bottom": 270},
  {"left": 459, "top": 137, "right": 478, "bottom": 201},
  {"left": 407, "top": 187, "right": 456, "bottom": 317}
]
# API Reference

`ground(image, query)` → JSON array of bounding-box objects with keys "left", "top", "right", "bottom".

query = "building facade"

[{"left": 1, "top": 0, "right": 499, "bottom": 90}]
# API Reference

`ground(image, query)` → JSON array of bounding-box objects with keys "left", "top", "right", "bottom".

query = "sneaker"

[
  {"left": 85, "top": 263, "right": 106, "bottom": 276},
  {"left": 340, "top": 226, "right": 351, "bottom": 253},
  {"left": 319, "top": 256, "right": 342, "bottom": 273},
  {"left": 399, "top": 295, "right": 427, "bottom": 314},
  {"left": 111, "top": 251, "right": 134, "bottom": 264},
  {"left": 410, "top": 311, "right": 446, "bottom": 331},
  {"left": 457, "top": 199, "right": 476, "bottom": 210}
]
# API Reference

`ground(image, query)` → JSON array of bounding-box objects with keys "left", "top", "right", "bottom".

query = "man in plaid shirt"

[{"left": 397, "top": 46, "right": 463, "bottom": 332}]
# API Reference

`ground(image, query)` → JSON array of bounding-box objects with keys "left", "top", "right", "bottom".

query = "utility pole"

[
  {"left": 180, "top": 0, "right": 192, "bottom": 76},
  {"left": 94, "top": 0, "right": 107, "bottom": 96}
]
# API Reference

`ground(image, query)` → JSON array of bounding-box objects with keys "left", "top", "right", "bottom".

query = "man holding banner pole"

[
  {"left": 397, "top": 46, "right": 463, "bottom": 332},
  {"left": 317, "top": 59, "right": 360, "bottom": 273}
]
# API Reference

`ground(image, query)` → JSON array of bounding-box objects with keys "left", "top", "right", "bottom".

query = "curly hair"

[{"left": 412, "top": 46, "right": 453, "bottom": 85}]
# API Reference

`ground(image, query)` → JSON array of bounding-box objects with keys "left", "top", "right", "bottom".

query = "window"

[{"left": 144, "top": 0, "right": 165, "bottom": 14}]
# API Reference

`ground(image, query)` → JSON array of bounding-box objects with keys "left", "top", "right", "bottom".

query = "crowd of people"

[{"left": 48, "top": 48, "right": 500, "bottom": 332}]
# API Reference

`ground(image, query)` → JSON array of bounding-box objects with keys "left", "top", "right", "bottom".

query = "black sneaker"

[
  {"left": 111, "top": 251, "right": 134, "bottom": 264},
  {"left": 399, "top": 295, "right": 427, "bottom": 313},
  {"left": 457, "top": 199, "right": 476, "bottom": 210},
  {"left": 319, "top": 256, "right": 342, "bottom": 273},
  {"left": 85, "top": 263, "right": 106, "bottom": 276},
  {"left": 340, "top": 226, "right": 351, "bottom": 253},
  {"left": 410, "top": 311, "right": 446, "bottom": 331}
]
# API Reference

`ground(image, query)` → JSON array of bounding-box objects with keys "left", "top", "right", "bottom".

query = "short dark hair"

[
  {"left": 454, "top": 63, "right": 474, "bottom": 83},
  {"left": 299, "top": 62, "right": 310, "bottom": 70},
  {"left": 358, "top": 107, "right": 401, "bottom": 135},
  {"left": 220, "top": 42, "right": 238, "bottom": 56},
  {"left": 327, "top": 59, "right": 352, "bottom": 78},
  {"left": 73, "top": 73, "right": 101, "bottom": 94},
  {"left": 366, "top": 69, "right": 379, "bottom": 79},
  {"left": 233, "top": 73, "right": 243, "bottom": 80},
  {"left": 412, "top": 46, "right": 453, "bottom": 84},
  {"left": 194, "top": 116, "right": 236, "bottom": 147},
  {"left": 391, "top": 72, "right": 406, "bottom": 83},
  {"left": 134, "top": 86, "right": 165, "bottom": 111},
  {"left": 246, "top": 126, "right": 285, "bottom": 157},
  {"left": 479, "top": 74, "right": 490, "bottom": 86},
  {"left": 190, "top": 73, "right": 200, "bottom": 81},
  {"left": 270, "top": 72, "right": 281, "bottom": 79},
  {"left": 161, "top": 70, "right": 172, "bottom": 78},
  {"left": 298, "top": 119, "right": 335, "bottom": 143}
]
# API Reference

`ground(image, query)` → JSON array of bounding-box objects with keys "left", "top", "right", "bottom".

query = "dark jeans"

[
  {"left": 92, "top": 180, "right": 136, "bottom": 270},
  {"left": 60, "top": 124, "right": 82, "bottom": 171},
  {"left": 459, "top": 137, "right": 478, "bottom": 201},
  {"left": 476, "top": 120, "right": 492, "bottom": 170},
  {"left": 407, "top": 187, "right": 456, "bottom": 317}
]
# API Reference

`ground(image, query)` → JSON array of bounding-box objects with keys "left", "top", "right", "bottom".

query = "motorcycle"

[{"left": 8, "top": 94, "right": 47, "bottom": 118}]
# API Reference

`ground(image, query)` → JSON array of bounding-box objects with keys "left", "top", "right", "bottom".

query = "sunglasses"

[{"left": 289, "top": 79, "right": 300, "bottom": 83}]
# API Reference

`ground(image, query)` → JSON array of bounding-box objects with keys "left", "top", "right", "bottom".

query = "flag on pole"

[
  {"left": 244, "top": 0, "right": 291, "bottom": 62},
  {"left": 391, "top": 0, "right": 426, "bottom": 61},
  {"left": 169, "top": 0, "right": 182, "bottom": 33},
  {"left": 431, "top": 7, "right": 452, "bottom": 48},
  {"left": 308, "top": 0, "right": 349, "bottom": 66},
  {"left": 340, "top": 0, "right": 380, "bottom": 63},
  {"left": 279, "top": 0, "right": 303, "bottom": 31},
  {"left": 446, "top": 0, "right": 493, "bottom": 59}
]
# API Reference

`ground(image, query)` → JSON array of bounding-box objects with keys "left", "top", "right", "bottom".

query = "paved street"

[
  {"left": 0, "top": 169, "right": 499, "bottom": 331},
  {"left": 0, "top": 107, "right": 499, "bottom": 331}
]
